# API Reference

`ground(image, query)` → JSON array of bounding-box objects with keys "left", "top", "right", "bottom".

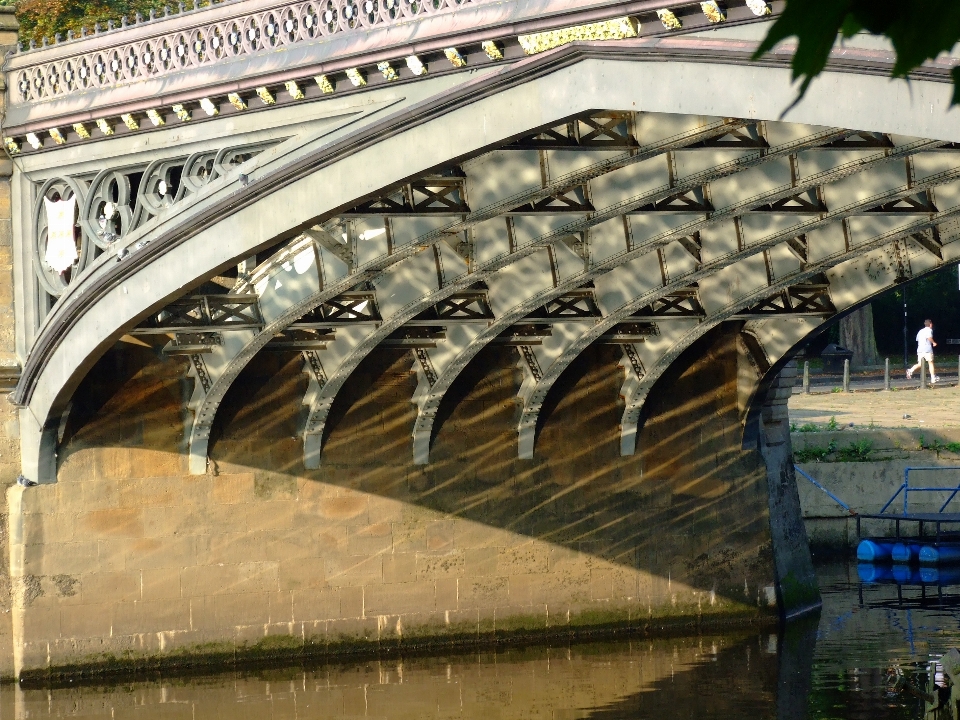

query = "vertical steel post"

[
  {"left": 921, "top": 358, "right": 927, "bottom": 388},
  {"left": 803, "top": 360, "right": 810, "bottom": 394},
  {"left": 843, "top": 358, "right": 850, "bottom": 392},
  {"left": 904, "top": 468, "right": 910, "bottom": 515},
  {"left": 903, "top": 286, "right": 908, "bottom": 369},
  {"left": 884, "top": 357, "right": 890, "bottom": 391}
]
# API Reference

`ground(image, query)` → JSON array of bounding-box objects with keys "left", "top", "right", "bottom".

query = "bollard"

[
  {"left": 843, "top": 358, "right": 850, "bottom": 392},
  {"left": 921, "top": 358, "right": 928, "bottom": 388},
  {"left": 884, "top": 357, "right": 890, "bottom": 391},
  {"left": 803, "top": 360, "right": 810, "bottom": 394}
]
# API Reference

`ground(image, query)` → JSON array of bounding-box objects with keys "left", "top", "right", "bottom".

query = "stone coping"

[{"left": 13, "top": 608, "right": 778, "bottom": 685}]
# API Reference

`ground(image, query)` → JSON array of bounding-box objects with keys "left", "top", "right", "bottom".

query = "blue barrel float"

[
  {"left": 920, "top": 566, "right": 960, "bottom": 584},
  {"left": 919, "top": 544, "right": 960, "bottom": 565},
  {"left": 857, "top": 539, "right": 894, "bottom": 563},
  {"left": 857, "top": 563, "right": 894, "bottom": 583},
  {"left": 892, "top": 542, "right": 924, "bottom": 564},
  {"left": 891, "top": 564, "right": 922, "bottom": 584}
]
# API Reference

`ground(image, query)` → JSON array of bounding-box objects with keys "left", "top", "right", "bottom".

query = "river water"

[{"left": 10, "top": 558, "right": 960, "bottom": 719}]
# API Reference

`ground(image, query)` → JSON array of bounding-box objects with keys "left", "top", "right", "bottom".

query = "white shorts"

[{"left": 917, "top": 352, "right": 934, "bottom": 363}]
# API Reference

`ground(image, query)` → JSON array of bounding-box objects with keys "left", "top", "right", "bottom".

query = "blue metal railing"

[
  {"left": 878, "top": 467, "right": 960, "bottom": 515},
  {"left": 794, "top": 465, "right": 854, "bottom": 514}
]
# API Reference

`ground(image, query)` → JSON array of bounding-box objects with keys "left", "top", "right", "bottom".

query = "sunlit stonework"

[{"left": 518, "top": 17, "right": 639, "bottom": 55}]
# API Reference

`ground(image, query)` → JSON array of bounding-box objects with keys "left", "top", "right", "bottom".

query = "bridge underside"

[{"left": 7, "top": 47, "right": 960, "bottom": 676}]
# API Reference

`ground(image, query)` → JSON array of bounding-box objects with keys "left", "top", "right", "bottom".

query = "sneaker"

[
  {"left": 932, "top": 375, "right": 940, "bottom": 384},
  {"left": 906, "top": 369, "right": 913, "bottom": 379}
]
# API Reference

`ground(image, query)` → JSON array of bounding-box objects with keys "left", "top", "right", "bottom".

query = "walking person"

[{"left": 907, "top": 319, "right": 940, "bottom": 383}]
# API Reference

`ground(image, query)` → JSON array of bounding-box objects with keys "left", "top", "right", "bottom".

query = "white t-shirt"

[{"left": 917, "top": 327, "right": 934, "bottom": 354}]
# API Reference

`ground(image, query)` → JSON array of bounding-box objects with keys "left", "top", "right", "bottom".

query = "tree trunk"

[{"left": 839, "top": 305, "right": 880, "bottom": 368}]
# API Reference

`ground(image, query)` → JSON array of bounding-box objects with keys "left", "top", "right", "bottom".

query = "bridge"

[{"left": 0, "top": 0, "right": 957, "bottom": 679}]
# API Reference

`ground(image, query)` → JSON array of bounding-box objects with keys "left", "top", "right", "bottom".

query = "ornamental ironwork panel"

[
  {"left": 738, "top": 278, "right": 836, "bottom": 316},
  {"left": 631, "top": 287, "right": 705, "bottom": 319},
  {"left": 504, "top": 112, "right": 638, "bottom": 150},
  {"left": 342, "top": 173, "right": 469, "bottom": 216},
  {"left": 12, "top": 0, "right": 484, "bottom": 104},
  {"left": 136, "top": 295, "right": 263, "bottom": 332},
  {"left": 526, "top": 290, "right": 600, "bottom": 319}
]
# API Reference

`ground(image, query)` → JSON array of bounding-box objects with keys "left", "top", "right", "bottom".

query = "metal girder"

[
  {"left": 597, "top": 323, "right": 659, "bottom": 343},
  {"left": 225, "top": 115, "right": 747, "bottom": 301},
  {"left": 266, "top": 329, "right": 336, "bottom": 350},
  {"left": 341, "top": 170, "right": 470, "bottom": 217},
  {"left": 685, "top": 125, "right": 769, "bottom": 149},
  {"left": 177, "top": 113, "right": 939, "bottom": 473},
  {"left": 506, "top": 185, "right": 594, "bottom": 214},
  {"left": 731, "top": 279, "right": 836, "bottom": 319},
  {"left": 407, "top": 291, "right": 494, "bottom": 325},
  {"left": 749, "top": 189, "right": 826, "bottom": 214},
  {"left": 824, "top": 132, "right": 893, "bottom": 149},
  {"left": 503, "top": 112, "right": 638, "bottom": 150},
  {"left": 203, "top": 117, "right": 746, "bottom": 472},
  {"left": 865, "top": 190, "right": 937, "bottom": 214},
  {"left": 629, "top": 186, "right": 713, "bottom": 213},
  {"left": 622, "top": 207, "right": 960, "bottom": 454},
  {"left": 630, "top": 288, "right": 704, "bottom": 320},
  {"left": 383, "top": 327, "right": 447, "bottom": 348},
  {"left": 493, "top": 324, "right": 553, "bottom": 345},
  {"left": 909, "top": 227, "right": 944, "bottom": 261},
  {"left": 162, "top": 331, "right": 223, "bottom": 355},
  {"left": 293, "top": 292, "right": 381, "bottom": 326},
  {"left": 131, "top": 291, "right": 380, "bottom": 335},
  {"left": 410, "top": 130, "right": 930, "bottom": 464},
  {"left": 304, "top": 226, "right": 353, "bottom": 267},
  {"left": 507, "top": 143, "right": 955, "bottom": 460},
  {"left": 526, "top": 290, "right": 600, "bottom": 320},
  {"left": 610, "top": 182, "right": 960, "bottom": 456},
  {"left": 133, "top": 295, "right": 263, "bottom": 334}
]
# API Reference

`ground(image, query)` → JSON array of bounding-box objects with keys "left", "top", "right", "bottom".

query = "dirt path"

[{"left": 789, "top": 384, "right": 960, "bottom": 430}]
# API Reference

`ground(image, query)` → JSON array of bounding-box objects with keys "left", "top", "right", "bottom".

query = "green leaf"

[
  {"left": 874, "top": 1, "right": 960, "bottom": 77},
  {"left": 752, "top": 0, "right": 854, "bottom": 102},
  {"left": 756, "top": 0, "right": 960, "bottom": 108}
]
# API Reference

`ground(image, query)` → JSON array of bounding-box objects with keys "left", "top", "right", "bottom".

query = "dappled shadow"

[{"left": 58, "top": 320, "right": 778, "bottom": 614}]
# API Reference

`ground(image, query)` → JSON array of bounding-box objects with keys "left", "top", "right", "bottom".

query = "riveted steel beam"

[
  {"left": 621, "top": 207, "right": 960, "bottom": 455},
  {"left": 506, "top": 142, "right": 953, "bottom": 460},
  {"left": 182, "top": 116, "right": 747, "bottom": 473},
  {"left": 411, "top": 130, "right": 929, "bottom": 464}
]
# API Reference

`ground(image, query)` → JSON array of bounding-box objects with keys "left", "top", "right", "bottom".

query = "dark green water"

[{"left": 9, "top": 559, "right": 959, "bottom": 719}]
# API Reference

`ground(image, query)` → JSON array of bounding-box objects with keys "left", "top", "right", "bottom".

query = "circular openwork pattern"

[
  {"left": 13, "top": 0, "right": 480, "bottom": 103},
  {"left": 62, "top": 59, "right": 77, "bottom": 90},
  {"left": 81, "top": 169, "right": 137, "bottom": 251},
  {"left": 139, "top": 40, "right": 157, "bottom": 74},
  {"left": 134, "top": 158, "right": 186, "bottom": 226},
  {"left": 45, "top": 63, "right": 60, "bottom": 95},
  {"left": 32, "top": 177, "right": 90, "bottom": 297}
]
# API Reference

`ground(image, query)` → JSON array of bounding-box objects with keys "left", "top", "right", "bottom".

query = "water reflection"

[{"left": 10, "top": 559, "right": 960, "bottom": 719}]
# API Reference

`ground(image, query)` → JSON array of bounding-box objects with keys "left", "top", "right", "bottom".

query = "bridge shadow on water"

[
  {"left": 8, "top": 621, "right": 818, "bottom": 718},
  {"left": 59, "top": 322, "right": 778, "bottom": 621}
]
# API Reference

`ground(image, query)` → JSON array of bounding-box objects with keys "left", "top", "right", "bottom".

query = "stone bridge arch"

[
  {"left": 8, "top": 0, "right": 960, "bottom": 677},
  {"left": 12, "top": 42, "right": 960, "bottom": 484}
]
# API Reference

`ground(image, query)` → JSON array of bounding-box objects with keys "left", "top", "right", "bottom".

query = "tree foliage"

[
  {"left": 14, "top": 0, "right": 173, "bottom": 45},
  {"left": 871, "top": 266, "right": 960, "bottom": 359},
  {"left": 754, "top": 0, "right": 960, "bottom": 106}
]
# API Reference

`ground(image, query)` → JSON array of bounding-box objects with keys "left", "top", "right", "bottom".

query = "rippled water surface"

[{"left": 10, "top": 559, "right": 960, "bottom": 719}]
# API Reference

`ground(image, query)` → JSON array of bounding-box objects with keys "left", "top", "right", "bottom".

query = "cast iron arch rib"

[
  {"left": 619, "top": 208, "right": 960, "bottom": 457},
  {"left": 416, "top": 136, "right": 944, "bottom": 462},
  {"left": 187, "top": 117, "right": 747, "bottom": 472},
  {"left": 509, "top": 140, "right": 949, "bottom": 459}
]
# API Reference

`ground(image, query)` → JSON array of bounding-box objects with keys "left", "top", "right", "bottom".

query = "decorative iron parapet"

[
  {"left": 11, "top": 0, "right": 484, "bottom": 105},
  {"left": 3, "top": 0, "right": 781, "bottom": 149}
]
